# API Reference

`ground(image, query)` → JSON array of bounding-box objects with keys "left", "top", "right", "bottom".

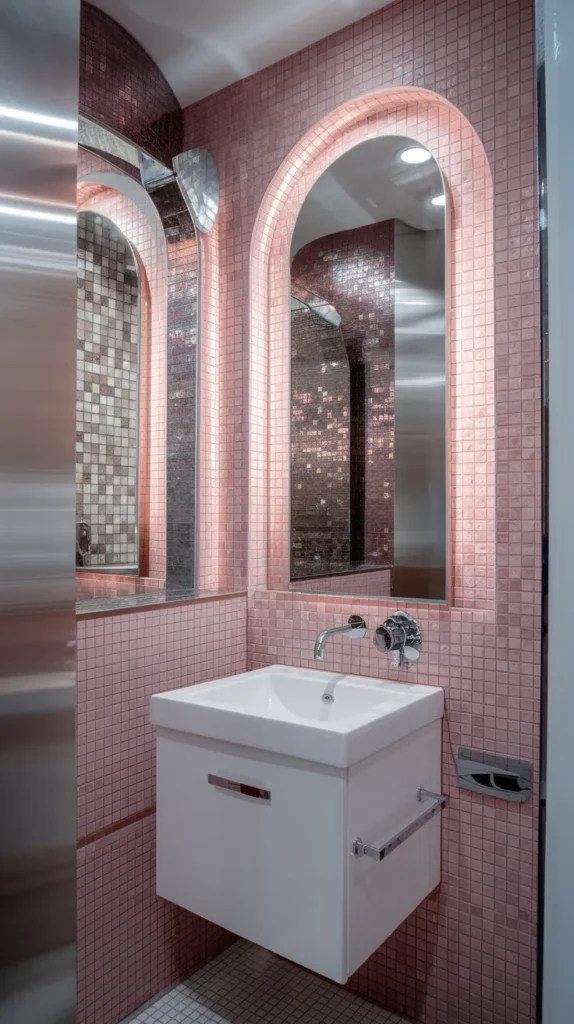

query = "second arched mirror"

[{"left": 290, "top": 136, "right": 447, "bottom": 602}]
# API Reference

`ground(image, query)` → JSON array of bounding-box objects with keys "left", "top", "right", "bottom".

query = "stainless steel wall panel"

[
  {"left": 393, "top": 223, "right": 446, "bottom": 600},
  {"left": 0, "top": 1, "right": 79, "bottom": 1020}
]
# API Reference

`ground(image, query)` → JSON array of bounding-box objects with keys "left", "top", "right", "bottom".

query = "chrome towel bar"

[{"left": 351, "top": 787, "right": 447, "bottom": 861}]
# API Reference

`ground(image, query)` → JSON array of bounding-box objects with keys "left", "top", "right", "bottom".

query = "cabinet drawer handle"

[
  {"left": 351, "top": 787, "right": 447, "bottom": 861},
  {"left": 208, "top": 774, "right": 271, "bottom": 801}
]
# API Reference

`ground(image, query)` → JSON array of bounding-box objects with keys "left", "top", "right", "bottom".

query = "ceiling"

[
  {"left": 291, "top": 136, "right": 445, "bottom": 255},
  {"left": 89, "top": 0, "right": 393, "bottom": 106}
]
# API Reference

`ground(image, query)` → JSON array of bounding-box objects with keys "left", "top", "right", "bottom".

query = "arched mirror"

[
  {"left": 76, "top": 116, "right": 203, "bottom": 609},
  {"left": 290, "top": 136, "right": 447, "bottom": 602},
  {"left": 76, "top": 211, "right": 141, "bottom": 575}
]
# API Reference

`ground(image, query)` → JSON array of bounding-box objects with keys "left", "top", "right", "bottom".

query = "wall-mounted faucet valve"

[
  {"left": 373, "top": 611, "right": 421, "bottom": 667},
  {"left": 76, "top": 520, "right": 91, "bottom": 567}
]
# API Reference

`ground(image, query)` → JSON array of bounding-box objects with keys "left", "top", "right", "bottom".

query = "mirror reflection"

[
  {"left": 290, "top": 136, "right": 446, "bottom": 602},
  {"left": 76, "top": 211, "right": 140, "bottom": 575},
  {"left": 76, "top": 120, "right": 200, "bottom": 607}
]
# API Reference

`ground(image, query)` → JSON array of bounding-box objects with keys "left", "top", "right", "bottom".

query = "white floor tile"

[{"left": 122, "top": 940, "right": 414, "bottom": 1024}]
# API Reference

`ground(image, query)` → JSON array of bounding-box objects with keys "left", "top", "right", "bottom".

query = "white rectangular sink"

[{"left": 150, "top": 665, "right": 443, "bottom": 767}]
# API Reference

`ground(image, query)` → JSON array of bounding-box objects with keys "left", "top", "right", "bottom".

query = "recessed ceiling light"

[
  {"left": 400, "top": 147, "right": 432, "bottom": 164},
  {"left": 431, "top": 193, "right": 446, "bottom": 206}
]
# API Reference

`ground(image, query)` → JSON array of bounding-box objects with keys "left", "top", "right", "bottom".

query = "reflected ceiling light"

[
  {"left": 396, "top": 375, "right": 446, "bottom": 388},
  {"left": 431, "top": 193, "right": 446, "bottom": 206},
  {"left": 400, "top": 147, "right": 431, "bottom": 164},
  {"left": 0, "top": 126, "right": 76, "bottom": 150},
  {"left": 0, "top": 105, "right": 76, "bottom": 131},
  {"left": 0, "top": 203, "right": 76, "bottom": 224}
]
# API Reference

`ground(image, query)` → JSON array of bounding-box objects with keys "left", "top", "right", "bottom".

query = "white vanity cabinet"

[{"left": 151, "top": 666, "right": 444, "bottom": 982}]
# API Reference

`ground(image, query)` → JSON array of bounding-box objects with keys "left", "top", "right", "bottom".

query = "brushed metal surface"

[
  {"left": 0, "top": 1, "right": 79, "bottom": 1020},
  {"left": 78, "top": 114, "right": 140, "bottom": 169},
  {"left": 393, "top": 222, "right": 447, "bottom": 601},
  {"left": 173, "top": 148, "right": 219, "bottom": 233},
  {"left": 207, "top": 774, "right": 271, "bottom": 801}
]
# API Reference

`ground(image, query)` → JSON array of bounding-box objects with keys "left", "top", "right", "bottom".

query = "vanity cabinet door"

[{"left": 156, "top": 729, "right": 348, "bottom": 982}]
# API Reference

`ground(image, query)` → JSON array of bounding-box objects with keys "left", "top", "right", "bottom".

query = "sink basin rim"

[{"left": 150, "top": 664, "right": 444, "bottom": 768}]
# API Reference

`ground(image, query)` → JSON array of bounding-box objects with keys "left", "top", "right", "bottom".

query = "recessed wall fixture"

[
  {"left": 431, "top": 193, "right": 446, "bottom": 206},
  {"left": 400, "top": 146, "right": 432, "bottom": 164}
]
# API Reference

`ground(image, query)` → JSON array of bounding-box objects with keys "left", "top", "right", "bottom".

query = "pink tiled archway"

[{"left": 249, "top": 86, "right": 495, "bottom": 613}]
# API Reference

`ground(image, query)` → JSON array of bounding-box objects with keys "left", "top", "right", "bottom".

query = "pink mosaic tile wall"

[
  {"left": 292, "top": 221, "right": 395, "bottom": 572},
  {"left": 182, "top": 2, "right": 540, "bottom": 1023},
  {"left": 76, "top": 596, "right": 247, "bottom": 1024},
  {"left": 75, "top": 573, "right": 164, "bottom": 600},
  {"left": 77, "top": 815, "right": 233, "bottom": 1024},
  {"left": 253, "top": 89, "right": 498, "bottom": 606},
  {"left": 77, "top": 12, "right": 247, "bottom": 1024},
  {"left": 293, "top": 567, "right": 392, "bottom": 597}
]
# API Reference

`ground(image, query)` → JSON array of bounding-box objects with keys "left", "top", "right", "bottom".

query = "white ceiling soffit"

[{"left": 89, "top": 0, "right": 393, "bottom": 107}]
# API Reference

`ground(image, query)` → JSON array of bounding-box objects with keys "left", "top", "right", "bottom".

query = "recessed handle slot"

[{"left": 208, "top": 773, "right": 271, "bottom": 801}]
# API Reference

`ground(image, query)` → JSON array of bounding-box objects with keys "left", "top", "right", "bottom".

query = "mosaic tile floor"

[{"left": 123, "top": 939, "right": 413, "bottom": 1024}]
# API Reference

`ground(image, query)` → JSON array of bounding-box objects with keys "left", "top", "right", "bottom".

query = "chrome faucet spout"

[
  {"left": 313, "top": 615, "right": 367, "bottom": 660},
  {"left": 314, "top": 624, "right": 350, "bottom": 660}
]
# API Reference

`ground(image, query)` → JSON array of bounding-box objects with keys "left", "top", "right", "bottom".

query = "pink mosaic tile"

[
  {"left": 76, "top": 595, "right": 246, "bottom": 1024},
  {"left": 294, "top": 568, "right": 392, "bottom": 597},
  {"left": 181, "top": 1, "right": 541, "bottom": 1022},
  {"left": 77, "top": 814, "right": 234, "bottom": 1024},
  {"left": 75, "top": 574, "right": 164, "bottom": 601},
  {"left": 248, "top": 591, "right": 539, "bottom": 1024},
  {"left": 76, "top": 2, "right": 541, "bottom": 1024},
  {"left": 252, "top": 91, "right": 496, "bottom": 608},
  {"left": 77, "top": 596, "right": 247, "bottom": 842},
  {"left": 77, "top": 16, "right": 248, "bottom": 1023}
]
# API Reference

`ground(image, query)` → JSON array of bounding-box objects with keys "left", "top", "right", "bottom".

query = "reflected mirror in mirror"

[
  {"left": 290, "top": 136, "right": 446, "bottom": 602},
  {"left": 76, "top": 211, "right": 140, "bottom": 577},
  {"left": 76, "top": 125, "right": 199, "bottom": 608}
]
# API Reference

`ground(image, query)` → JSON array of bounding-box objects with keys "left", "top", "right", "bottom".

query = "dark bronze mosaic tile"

[{"left": 79, "top": 1, "right": 182, "bottom": 166}]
